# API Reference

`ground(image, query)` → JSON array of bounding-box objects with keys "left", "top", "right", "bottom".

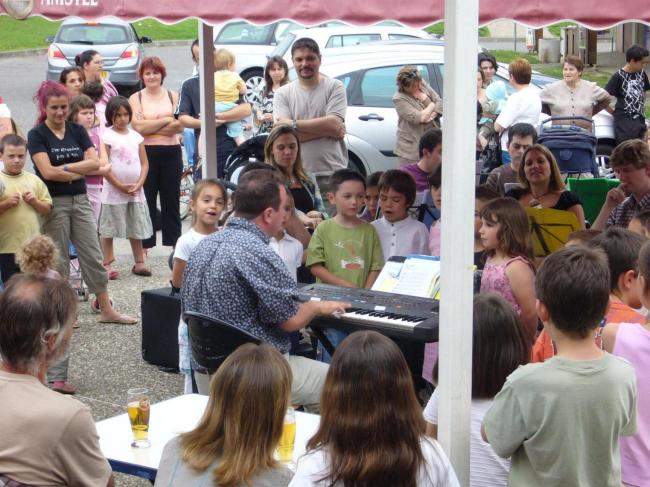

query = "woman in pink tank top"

[{"left": 129, "top": 56, "right": 184, "bottom": 252}]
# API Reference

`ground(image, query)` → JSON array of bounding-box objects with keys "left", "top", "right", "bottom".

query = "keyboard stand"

[{"left": 309, "top": 326, "right": 336, "bottom": 357}]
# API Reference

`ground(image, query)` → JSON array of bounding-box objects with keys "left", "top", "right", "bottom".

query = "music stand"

[{"left": 525, "top": 208, "right": 581, "bottom": 258}]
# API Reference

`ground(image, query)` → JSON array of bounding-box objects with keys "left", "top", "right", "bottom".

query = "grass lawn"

[
  {"left": 426, "top": 23, "right": 490, "bottom": 37},
  {"left": 0, "top": 17, "right": 61, "bottom": 51},
  {"left": 131, "top": 19, "right": 198, "bottom": 41},
  {"left": 0, "top": 17, "right": 197, "bottom": 52},
  {"left": 535, "top": 65, "right": 612, "bottom": 87},
  {"left": 491, "top": 50, "right": 540, "bottom": 64}
]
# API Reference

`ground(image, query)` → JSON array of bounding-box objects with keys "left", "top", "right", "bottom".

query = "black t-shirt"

[
  {"left": 505, "top": 188, "right": 582, "bottom": 211},
  {"left": 290, "top": 185, "right": 316, "bottom": 214},
  {"left": 27, "top": 121, "right": 92, "bottom": 196},
  {"left": 176, "top": 74, "right": 240, "bottom": 143},
  {"left": 604, "top": 69, "right": 650, "bottom": 118}
]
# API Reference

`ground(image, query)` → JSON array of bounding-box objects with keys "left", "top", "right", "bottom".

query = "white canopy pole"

[
  {"left": 199, "top": 22, "right": 217, "bottom": 179},
  {"left": 437, "top": 0, "right": 479, "bottom": 484}
]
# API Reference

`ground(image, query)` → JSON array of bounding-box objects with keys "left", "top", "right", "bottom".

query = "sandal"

[
  {"left": 51, "top": 381, "right": 76, "bottom": 395},
  {"left": 132, "top": 263, "right": 152, "bottom": 277},
  {"left": 90, "top": 298, "right": 114, "bottom": 314},
  {"left": 103, "top": 259, "right": 118, "bottom": 280},
  {"left": 98, "top": 313, "right": 138, "bottom": 325}
]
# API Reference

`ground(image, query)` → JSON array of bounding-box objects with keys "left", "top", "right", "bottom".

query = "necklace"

[
  {"left": 45, "top": 120, "right": 65, "bottom": 139},
  {"left": 528, "top": 190, "right": 552, "bottom": 208}
]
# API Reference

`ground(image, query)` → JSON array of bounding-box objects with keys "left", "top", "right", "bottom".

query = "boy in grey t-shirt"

[{"left": 482, "top": 246, "right": 637, "bottom": 487}]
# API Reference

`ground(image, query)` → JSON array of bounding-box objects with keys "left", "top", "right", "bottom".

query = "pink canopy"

[{"left": 2, "top": 0, "right": 650, "bottom": 29}]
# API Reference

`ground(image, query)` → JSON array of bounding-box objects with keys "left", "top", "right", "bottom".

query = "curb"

[{"left": 0, "top": 39, "right": 192, "bottom": 59}]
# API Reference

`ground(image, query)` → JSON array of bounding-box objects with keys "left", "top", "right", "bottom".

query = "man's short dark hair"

[
  {"left": 477, "top": 52, "right": 497, "bottom": 70},
  {"left": 378, "top": 170, "right": 417, "bottom": 206},
  {"left": 329, "top": 169, "right": 365, "bottom": 193},
  {"left": 428, "top": 164, "right": 442, "bottom": 189},
  {"left": 0, "top": 274, "right": 77, "bottom": 373},
  {"left": 234, "top": 169, "right": 283, "bottom": 219},
  {"left": 418, "top": 128, "right": 442, "bottom": 158},
  {"left": 291, "top": 37, "right": 320, "bottom": 57},
  {"left": 0, "top": 133, "right": 27, "bottom": 153},
  {"left": 536, "top": 246, "right": 610, "bottom": 339},
  {"left": 590, "top": 227, "right": 645, "bottom": 293},
  {"left": 626, "top": 44, "right": 649, "bottom": 62},
  {"left": 507, "top": 123, "right": 538, "bottom": 145}
]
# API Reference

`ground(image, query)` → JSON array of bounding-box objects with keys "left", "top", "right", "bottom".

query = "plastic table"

[{"left": 96, "top": 393, "right": 320, "bottom": 481}]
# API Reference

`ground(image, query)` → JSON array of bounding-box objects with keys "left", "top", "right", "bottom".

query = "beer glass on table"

[
  {"left": 277, "top": 406, "right": 296, "bottom": 462},
  {"left": 127, "top": 387, "right": 151, "bottom": 448}
]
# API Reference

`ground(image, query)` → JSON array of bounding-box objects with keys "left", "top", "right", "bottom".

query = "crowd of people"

[{"left": 1, "top": 34, "right": 650, "bottom": 487}]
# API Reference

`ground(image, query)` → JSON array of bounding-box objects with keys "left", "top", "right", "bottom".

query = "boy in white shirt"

[
  {"left": 372, "top": 170, "right": 429, "bottom": 258},
  {"left": 270, "top": 193, "right": 304, "bottom": 281}
]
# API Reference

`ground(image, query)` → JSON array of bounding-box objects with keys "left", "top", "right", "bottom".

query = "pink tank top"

[
  {"left": 614, "top": 323, "right": 650, "bottom": 486},
  {"left": 138, "top": 90, "right": 180, "bottom": 146},
  {"left": 480, "top": 255, "right": 533, "bottom": 314}
]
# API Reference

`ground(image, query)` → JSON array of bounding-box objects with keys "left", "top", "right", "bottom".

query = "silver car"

[{"left": 46, "top": 16, "right": 151, "bottom": 95}]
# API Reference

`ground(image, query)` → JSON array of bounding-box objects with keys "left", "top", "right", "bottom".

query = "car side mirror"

[
  {"left": 140, "top": 36, "right": 152, "bottom": 44},
  {"left": 45, "top": 35, "right": 54, "bottom": 44}
]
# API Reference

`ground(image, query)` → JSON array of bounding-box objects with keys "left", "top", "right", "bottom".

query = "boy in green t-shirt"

[
  {"left": 482, "top": 245, "right": 637, "bottom": 487},
  {"left": 0, "top": 134, "right": 52, "bottom": 284},
  {"left": 307, "top": 169, "right": 384, "bottom": 361}
]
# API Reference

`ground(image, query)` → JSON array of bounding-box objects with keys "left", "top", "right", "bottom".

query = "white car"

[
  {"left": 269, "top": 25, "right": 433, "bottom": 68},
  {"left": 310, "top": 40, "right": 615, "bottom": 175},
  {"left": 213, "top": 20, "right": 304, "bottom": 99},
  {"left": 214, "top": 22, "right": 432, "bottom": 104}
]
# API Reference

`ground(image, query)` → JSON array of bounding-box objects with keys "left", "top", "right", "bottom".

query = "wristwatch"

[
  {"left": 63, "top": 164, "right": 69, "bottom": 172},
  {"left": 292, "top": 119, "right": 298, "bottom": 131}
]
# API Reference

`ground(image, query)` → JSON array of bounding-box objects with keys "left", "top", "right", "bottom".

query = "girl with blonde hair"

[{"left": 155, "top": 343, "right": 293, "bottom": 487}]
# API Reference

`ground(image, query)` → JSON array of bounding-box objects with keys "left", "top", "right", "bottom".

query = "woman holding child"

[
  {"left": 264, "top": 125, "right": 328, "bottom": 228},
  {"left": 505, "top": 144, "right": 586, "bottom": 228},
  {"left": 129, "top": 56, "right": 184, "bottom": 251}
]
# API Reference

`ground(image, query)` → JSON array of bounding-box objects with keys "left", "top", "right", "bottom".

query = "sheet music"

[{"left": 372, "top": 255, "right": 440, "bottom": 298}]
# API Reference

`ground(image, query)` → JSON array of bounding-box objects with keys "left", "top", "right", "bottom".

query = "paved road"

[{"left": 1, "top": 44, "right": 194, "bottom": 144}]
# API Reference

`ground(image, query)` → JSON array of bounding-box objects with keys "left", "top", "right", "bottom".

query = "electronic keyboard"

[{"left": 298, "top": 283, "right": 439, "bottom": 342}]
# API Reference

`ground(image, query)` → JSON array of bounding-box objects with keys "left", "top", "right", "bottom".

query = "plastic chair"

[{"left": 182, "top": 311, "right": 261, "bottom": 375}]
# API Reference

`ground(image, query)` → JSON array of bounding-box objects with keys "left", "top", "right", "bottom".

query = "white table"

[{"left": 96, "top": 393, "right": 320, "bottom": 481}]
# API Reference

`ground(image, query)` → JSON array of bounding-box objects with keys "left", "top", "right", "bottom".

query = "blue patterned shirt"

[{"left": 182, "top": 217, "right": 299, "bottom": 353}]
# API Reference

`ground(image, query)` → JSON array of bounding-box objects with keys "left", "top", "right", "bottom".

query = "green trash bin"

[{"left": 567, "top": 178, "right": 620, "bottom": 225}]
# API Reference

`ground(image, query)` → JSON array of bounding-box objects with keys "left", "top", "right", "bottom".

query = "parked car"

[
  {"left": 269, "top": 25, "right": 433, "bottom": 67},
  {"left": 45, "top": 16, "right": 151, "bottom": 96},
  {"left": 213, "top": 20, "right": 304, "bottom": 101},
  {"left": 302, "top": 40, "right": 615, "bottom": 175}
]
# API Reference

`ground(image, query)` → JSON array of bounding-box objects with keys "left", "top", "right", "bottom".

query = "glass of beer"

[
  {"left": 277, "top": 407, "right": 296, "bottom": 463},
  {"left": 127, "top": 388, "right": 151, "bottom": 448}
]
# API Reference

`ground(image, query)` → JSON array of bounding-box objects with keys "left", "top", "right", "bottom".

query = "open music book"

[{"left": 372, "top": 255, "right": 441, "bottom": 299}]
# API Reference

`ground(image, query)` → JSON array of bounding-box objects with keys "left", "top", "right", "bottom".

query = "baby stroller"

[
  {"left": 223, "top": 134, "right": 268, "bottom": 184},
  {"left": 68, "top": 242, "right": 89, "bottom": 301},
  {"left": 538, "top": 116, "right": 599, "bottom": 178}
]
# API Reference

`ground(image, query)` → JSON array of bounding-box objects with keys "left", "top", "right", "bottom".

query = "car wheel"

[
  {"left": 242, "top": 69, "right": 264, "bottom": 105},
  {"left": 347, "top": 152, "right": 367, "bottom": 177}
]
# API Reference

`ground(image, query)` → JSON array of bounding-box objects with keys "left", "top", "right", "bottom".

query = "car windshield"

[
  {"left": 216, "top": 22, "right": 274, "bottom": 44},
  {"left": 56, "top": 24, "right": 130, "bottom": 45},
  {"left": 271, "top": 33, "right": 295, "bottom": 57}
]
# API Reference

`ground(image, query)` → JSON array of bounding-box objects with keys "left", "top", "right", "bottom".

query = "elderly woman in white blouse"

[{"left": 539, "top": 55, "right": 612, "bottom": 130}]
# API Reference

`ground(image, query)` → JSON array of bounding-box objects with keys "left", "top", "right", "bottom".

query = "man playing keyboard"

[{"left": 182, "top": 169, "right": 349, "bottom": 411}]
